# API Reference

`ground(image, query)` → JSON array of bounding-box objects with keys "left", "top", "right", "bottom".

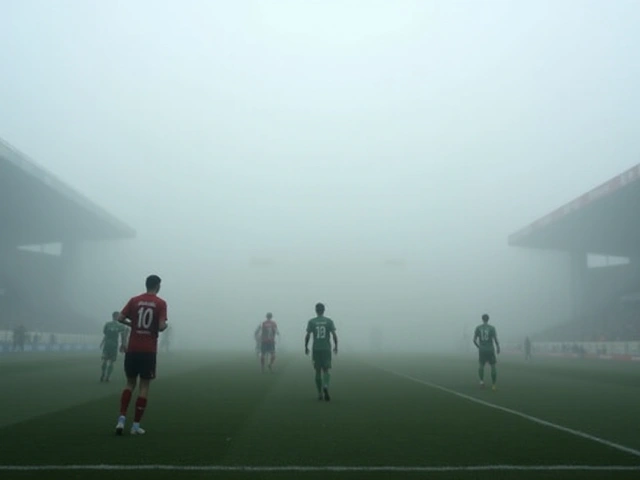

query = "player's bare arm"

[
  {"left": 473, "top": 332, "right": 480, "bottom": 349},
  {"left": 332, "top": 331, "right": 338, "bottom": 354},
  {"left": 159, "top": 318, "right": 168, "bottom": 332},
  {"left": 304, "top": 332, "right": 310, "bottom": 355},
  {"left": 494, "top": 333, "right": 501, "bottom": 354},
  {"left": 117, "top": 313, "right": 131, "bottom": 327}
]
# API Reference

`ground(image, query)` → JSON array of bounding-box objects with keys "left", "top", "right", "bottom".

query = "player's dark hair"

[
  {"left": 112, "top": 311, "right": 119, "bottom": 319},
  {"left": 266, "top": 312, "right": 273, "bottom": 319},
  {"left": 146, "top": 275, "right": 162, "bottom": 291},
  {"left": 315, "top": 303, "right": 325, "bottom": 315},
  {"left": 482, "top": 314, "right": 489, "bottom": 322}
]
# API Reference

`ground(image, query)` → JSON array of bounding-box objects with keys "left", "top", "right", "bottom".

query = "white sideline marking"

[
  {"left": 1, "top": 465, "right": 640, "bottom": 472},
  {"left": 382, "top": 368, "right": 640, "bottom": 459}
]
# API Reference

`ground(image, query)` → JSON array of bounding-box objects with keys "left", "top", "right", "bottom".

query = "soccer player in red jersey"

[
  {"left": 259, "top": 312, "right": 279, "bottom": 373},
  {"left": 114, "top": 275, "right": 168, "bottom": 436}
]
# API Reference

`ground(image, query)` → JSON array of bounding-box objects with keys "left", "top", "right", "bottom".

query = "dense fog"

[{"left": 2, "top": 0, "right": 640, "bottom": 353}]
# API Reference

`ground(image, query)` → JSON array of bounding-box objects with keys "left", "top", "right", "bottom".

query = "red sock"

[
  {"left": 134, "top": 397, "right": 147, "bottom": 423},
  {"left": 120, "top": 389, "right": 132, "bottom": 416}
]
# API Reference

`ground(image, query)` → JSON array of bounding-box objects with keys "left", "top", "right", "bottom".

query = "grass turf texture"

[{"left": 1, "top": 351, "right": 640, "bottom": 479}]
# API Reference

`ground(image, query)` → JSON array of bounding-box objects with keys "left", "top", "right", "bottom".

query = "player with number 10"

[{"left": 114, "top": 275, "right": 168, "bottom": 435}]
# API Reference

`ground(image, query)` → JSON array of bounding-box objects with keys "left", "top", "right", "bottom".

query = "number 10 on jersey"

[{"left": 137, "top": 307, "right": 154, "bottom": 329}]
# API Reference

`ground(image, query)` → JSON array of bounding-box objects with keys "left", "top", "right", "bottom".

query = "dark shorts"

[
  {"left": 479, "top": 350, "right": 497, "bottom": 366},
  {"left": 102, "top": 345, "right": 118, "bottom": 362},
  {"left": 261, "top": 342, "right": 275, "bottom": 354},
  {"left": 124, "top": 352, "right": 157, "bottom": 380},
  {"left": 312, "top": 349, "right": 332, "bottom": 370}
]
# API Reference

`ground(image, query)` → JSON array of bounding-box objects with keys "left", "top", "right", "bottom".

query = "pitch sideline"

[
  {"left": 1, "top": 464, "right": 640, "bottom": 472},
  {"left": 381, "top": 367, "right": 640, "bottom": 459}
]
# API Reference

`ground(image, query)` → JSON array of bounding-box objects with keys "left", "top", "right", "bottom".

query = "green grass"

[{"left": 1, "top": 350, "right": 640, "bottom": 479}]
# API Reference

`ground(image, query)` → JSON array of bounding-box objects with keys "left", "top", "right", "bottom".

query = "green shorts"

[
  {"left": 102, "top": 345, "right": 118, "bottom": 362},
  {"left": 312, "top": 349, "right": 332, "bottom": 370},
  {"left": 478, "top": 349, "right": 496, "bottom": 366}
]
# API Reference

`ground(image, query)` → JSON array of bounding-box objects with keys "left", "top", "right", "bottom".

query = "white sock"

[{"left": 132, "top": 422, "right": 140, "bottom": 430}]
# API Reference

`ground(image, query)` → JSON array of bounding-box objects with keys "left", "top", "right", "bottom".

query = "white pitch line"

[
  {"left": 1, "top": 465, "right": 640, "bottom": 472},
  {"left": 381, "top": 368, "right": 640, "bottom": 459}
]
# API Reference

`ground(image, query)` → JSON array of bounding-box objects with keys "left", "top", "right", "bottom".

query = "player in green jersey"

[
  {"left": 305, "top": 303, "right": 338, "bottom": 401},
  {"left": 100, "top": 312, "right": 128, "bottom": 383},
  {"left": 473, "top": 314, "right": 500, "bottom": 391}
]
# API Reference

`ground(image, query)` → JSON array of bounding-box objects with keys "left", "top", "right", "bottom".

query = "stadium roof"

[
  {"left": 508, "top": 163, "right": 640, "bottom": 257},
  {"left": 0, "top": 137, "right": 135, "bottom": 246}
]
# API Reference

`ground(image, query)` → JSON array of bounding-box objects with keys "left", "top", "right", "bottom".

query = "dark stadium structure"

[
  {"left": 509, "top": 163, "right": 640, "bottom": 341},
  {"left": 0, "top": 137, "right": 135, "bottom": 334}
]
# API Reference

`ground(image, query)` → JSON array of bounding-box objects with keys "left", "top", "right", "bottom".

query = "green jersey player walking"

[
  {"left": 305, "top": 303, "right": 338, "bottom": 401},
  {"left": 473, "top": 314, "right": 500, "bottom": 391},
  {"left": 100, "top": 312, "right": 128, "bottom": 382}
]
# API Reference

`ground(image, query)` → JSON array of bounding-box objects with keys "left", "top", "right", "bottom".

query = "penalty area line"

[
  {"left": 1, "top": 465, "right": 640, "bottom": 472},
  {"left": 381, "top": 368, "right": 640, "bottom": 459}
]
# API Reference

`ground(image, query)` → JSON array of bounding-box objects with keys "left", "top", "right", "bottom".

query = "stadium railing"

[
  {"left": 0, "top": 330, "right": 101, "bottom": 354},
  {"left": 505, "top": 340, "right": 640, "bottom": 361}
]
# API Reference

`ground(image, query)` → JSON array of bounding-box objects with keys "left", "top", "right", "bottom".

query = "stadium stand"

[
  {"left": 0, "top": 137, "right": 135, "bottom": 352},
  {"left": 509, "top": 163, "right": 640, "bottom": 359}
]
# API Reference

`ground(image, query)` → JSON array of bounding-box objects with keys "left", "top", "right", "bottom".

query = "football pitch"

[{"left": 1, "top": 351, "right": 640, "bottom": 479}]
